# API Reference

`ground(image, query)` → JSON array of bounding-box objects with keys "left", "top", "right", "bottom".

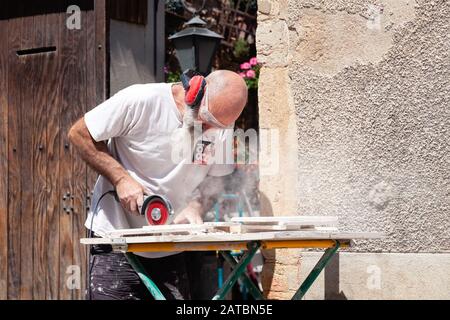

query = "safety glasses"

[{"left": 198, "top": 88, "right": 234, "bottom": 129}]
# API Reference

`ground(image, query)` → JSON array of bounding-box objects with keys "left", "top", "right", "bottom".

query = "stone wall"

[{"left": 256, "top": 0, "right": 449, "bottom": 299}]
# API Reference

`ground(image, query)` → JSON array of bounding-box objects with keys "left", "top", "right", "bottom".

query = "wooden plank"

[
  {"left": 142, "top": 224, "right": 208, "bottom": 231},
  {"left": 230, "top": 224, "right": 286, "bottom": 233},
  {"left": 107, "top": 222, "right": 247, "bottom": 237},
  {"left": 80, "top": 231, "right": 385, "bottom": 245},
  {"left": 31, "top": 10, "right": 49, "bottom": 300},
  {"left": 72, "top": 4, "right": 89, "bottom": 300},
  {"left": 204, "top": 222, "right": 241, "bottom": 233},
  {"left": 203, "top": 222, "right": 238, "bottom": 227},
  {"left": 18, "top": 3, "right": 36, "bottom": 300},
  {"left": 106, "top": 224, "right": 209, "bottom": 237},
  {"left": 59, "top": 4, "right": 75, "bottom": 299},
  {"left": 232, "top": 225, "right": 339, "bottom": 233},
  {"left": 0, "top": 0, "right": 9, "bottom": 300},
  {"left": 7, "top": 2, "right": 23, "bottom": 300},
  {"left": 109, "top": 0, "right": 147, "bottom": 25},
  {"left": 85, "top": 4, "right": 99, "bottom": 196},
  {"left": 105, "top": 222, "right": 340, "bottom": 237},
  {"left": 231, "top": 216, "right": 338, "bottom": 226},
  {"left": 95, "top": 0, "right": 109, "bottom": 103},
  {"left": 123, "top": 240, "right": 352, "bottom": 252},
  {"left": 45, "top": 9, "right": 62, "bottom": 300},
  {"left": 81, "top": 1, "right": 108, "bottom": 300}
]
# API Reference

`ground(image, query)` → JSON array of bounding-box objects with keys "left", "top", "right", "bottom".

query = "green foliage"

[
  {"left": 233, "top": 0, "right": 258, "bottom": 13},
  {"left": 165, "top": 0, "right": 184, "bottom": 13},
  {"left": 233, "top": 39, "right": 250, "bottom": 60},
  {"left": 166, "top": 70, "right": 181, "bottom": 83}
]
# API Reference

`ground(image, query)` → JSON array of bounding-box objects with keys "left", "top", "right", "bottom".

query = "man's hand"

[
  {"left": 115, "top": 175, "right": 148, "bottom": 215},
  {"left": 173, "top": 200, "right": 204, "bottom": 224}
]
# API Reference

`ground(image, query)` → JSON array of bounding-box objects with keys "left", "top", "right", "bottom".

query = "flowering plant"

[{"left": 238, "top": 57, "right": 260, "bottom": 90}]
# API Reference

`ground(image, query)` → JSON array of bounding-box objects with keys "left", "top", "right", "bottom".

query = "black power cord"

[
  {"left": 88, "top": 190, "right": 117, "bottom": 239},
  {"left": 87, "top": 189, "right": 116, "bottom": 300}
]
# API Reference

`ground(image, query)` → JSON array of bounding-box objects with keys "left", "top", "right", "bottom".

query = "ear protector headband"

[{"left": 180, "top": 69, "right": 206, "bottom": 109}]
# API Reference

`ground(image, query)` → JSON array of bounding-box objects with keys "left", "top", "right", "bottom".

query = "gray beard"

[
  {"left": 170, "top": 105, "right": 201, "bottom": 163},
  {"left": 182, "top": 105, "right": 199, "bottom": 129}
]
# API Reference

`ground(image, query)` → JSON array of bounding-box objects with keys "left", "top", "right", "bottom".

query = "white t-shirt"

[{"left": 84, "top": 83, "right": 234, "bottom": 258}]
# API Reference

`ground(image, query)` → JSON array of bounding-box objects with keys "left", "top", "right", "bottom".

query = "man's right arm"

[{"left": 68, "top": 117, "right": 146, "bottom": 215}]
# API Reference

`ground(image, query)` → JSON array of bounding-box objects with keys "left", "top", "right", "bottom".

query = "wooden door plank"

[
  {"left": 0, "top": 0, "right": 9, "bottom": 301},
  {"left": 45, "top": 10, "right": 62, "bottom": 300},
  {"left": 7, "top": 2, "right": 23, "bottom": 300},
  {"left": 18, "top": 4, "right": 37, "bottom": 300},
  {"left": 31, "top": 10, "right": 53, "bottom": 300},
  {"left": 72, "top": 5, "right": 89, "bottom": 300},
  {"left": 95, "top": 0, "right": 109, "bottom": 103},
  {"left": 85, "top": 3, "right": 98, "bottom": 208},
  {"left": 59, "top": 4, "right": 75, "bottom": 299}
]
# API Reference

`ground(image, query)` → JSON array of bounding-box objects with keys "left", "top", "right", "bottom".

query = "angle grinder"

[{"left": 140, "top": 194, "right": 174, "bottom": 225}]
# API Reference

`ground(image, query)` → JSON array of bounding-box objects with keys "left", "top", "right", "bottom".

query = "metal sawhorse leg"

[
  {"left": 212, "top": 241, "right": 263, "bottom": 300},
  {"left": 291, "top": 241, "right": 341, "bottom": 300},
  {"left": 126, "top": 240, "right": 342, "bottom": 300}
]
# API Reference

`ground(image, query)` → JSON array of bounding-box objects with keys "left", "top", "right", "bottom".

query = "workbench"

[{"left": 81, "top": 229, "right": 382, "bottom": 300}]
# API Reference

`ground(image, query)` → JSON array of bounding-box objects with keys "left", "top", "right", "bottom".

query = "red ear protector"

[{"left": 180, "top": 69, "right": 206, "bottom": 108}]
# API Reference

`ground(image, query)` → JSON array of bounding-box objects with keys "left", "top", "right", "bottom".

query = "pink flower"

[
  {"left": 249, "top": 57, "right": 258, "bottom": 66},
  {"left": 246, "top": 70, "right": 256, "bottom": 78},
  {"left": 240, "top": 62, "right": 251, "bottom": 70},
  {"left": 239, "top": 72, "right": 246, "bottom": 78}
]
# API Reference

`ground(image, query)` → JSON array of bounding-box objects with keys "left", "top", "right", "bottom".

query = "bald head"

[{"left": 204, "top": 70, "right": 248, "bottom": 126}]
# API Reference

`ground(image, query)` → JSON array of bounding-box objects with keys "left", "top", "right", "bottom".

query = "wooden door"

[{"left": 0, "top": 0, "right": 107, "bottom": 299}]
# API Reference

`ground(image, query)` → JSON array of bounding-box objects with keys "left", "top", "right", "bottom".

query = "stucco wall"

[{"left": 257, "top": 0, "right": 449, "bottom": 299}]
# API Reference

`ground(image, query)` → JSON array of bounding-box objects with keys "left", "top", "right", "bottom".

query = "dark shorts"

[
  {"left": 87, "top": 245, "right": 217, "bottom": 300},
  {"left": 88, "top": 244, "right": 192, "bottom": 300}
]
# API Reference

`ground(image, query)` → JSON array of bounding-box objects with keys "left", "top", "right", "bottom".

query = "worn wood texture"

[
  {"left": 110, "top": 0, "right": 147, "bottom": 25},
  {"left": 1, "top": 0, "right": 106, "bottom": 300},
  {"left": 19, "top": 5, "right": 36, "bottom": 300},
  {"left": 71, "top": 5, "right": 88, "bottom": 300},
  {"left": 31, "top": 8, "right": 49, "bottom": 300},
  {"left": 96, "top": 0, "right": 109, "bottom": 103},
  {"left": 59, "top": 1, "right": 77, "bottom": 299},
  {"left": 45, "top": 9, "right": 62, "bottom": 301},
  {"left": 0, "top": 0, "right": 9, "bottom": 301},
  {"left": 7, "top": 2, "right": 25, "bottom": 300}
]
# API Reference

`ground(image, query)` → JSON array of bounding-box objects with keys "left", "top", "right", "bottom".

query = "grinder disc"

[{"left": 142, "top": 195, "right": 174, "bottom": 225}]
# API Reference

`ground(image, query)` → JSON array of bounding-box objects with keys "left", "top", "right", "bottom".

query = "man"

[{"left": 68, "top": 70, "right": 248, "bottom": 300}]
